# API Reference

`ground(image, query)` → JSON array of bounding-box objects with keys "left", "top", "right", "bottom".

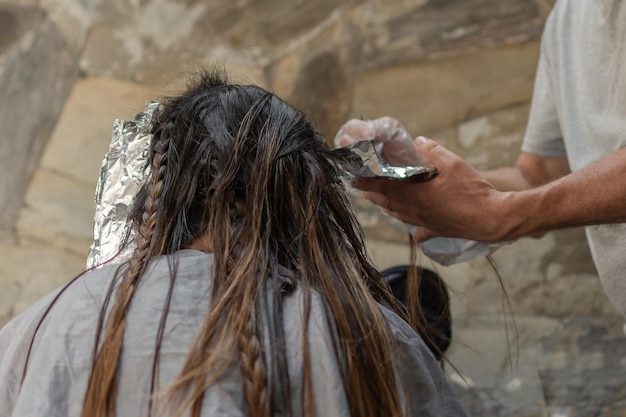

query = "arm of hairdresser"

[
  {"left": 339, "top": 119, "right": 626, "bottom": 243},
  {"left": 336, "top": 117, "right": 626, "bottom": 242}
]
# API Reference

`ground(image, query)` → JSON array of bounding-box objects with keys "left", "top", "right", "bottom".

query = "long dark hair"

[{"left": 74, "top": 67, "right": 419, "bottom": 417}]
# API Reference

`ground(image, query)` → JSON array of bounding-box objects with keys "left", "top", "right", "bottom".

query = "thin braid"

[
  {"left": 81, "top": 137, "right": 169, "bottom": 417},
  {"left": 238, "top": 316, "right": 271, "bottom": 417}
]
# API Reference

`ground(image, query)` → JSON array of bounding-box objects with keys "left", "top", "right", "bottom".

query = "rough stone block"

[
  {"left": 438, "top": 229, "right": 610, "bottom": 319},
  {"left": 447, "top": 315, "right": 558, "bottom": 417},
  {"left": 0, "top": 4, "right": 78, "bottom": 232},
  {"left": 539, "top": 316, "right": 626, "bottom": 415},
  {"left": 39, "top": 77, "right": 157, "bottom": 182},
  {"left": 493, "top": 230, "right": 612, "bottom": 317},
  {"left": 0, "top": 239, "right": 84, "bottom": 322},
  {"left": 79, "top": 0, "right": 361, "bottom": 83},
  {"left": 240, "top": 10, "right": 360, "bottom": 137},
  {"left": 17, "top": 168, "right": 95, "bottom": 257},
  {"left": 16, "top": 77, "right": 157, "bottom": 257},
  {"left": 432, "top": 103, "right": 531, "bottom": 169},
  {"left": 357, "top": 0, "right": 548, "bottom": 68},
  {"left": 272, "top": 44, "right": 354, "bottom": 138},
  {"left": 352, "top": 41, "right": 540, "bottom": 135}
]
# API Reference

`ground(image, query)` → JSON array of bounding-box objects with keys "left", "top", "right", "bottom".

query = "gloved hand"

[{"left": 334, "top": 117, "right": 428, "bottom": 167}]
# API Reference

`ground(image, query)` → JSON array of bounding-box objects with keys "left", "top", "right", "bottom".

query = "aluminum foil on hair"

[
  {"left": 331, "top": 140, "right": 438, "bottom": 182},
  {"left": 86, "top": 102, "right": 161, "bottom": 269}
]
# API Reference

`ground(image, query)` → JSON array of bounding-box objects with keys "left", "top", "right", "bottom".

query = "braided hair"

[{"left": 80, "top": 67, "right": 412, "bottom": 417}]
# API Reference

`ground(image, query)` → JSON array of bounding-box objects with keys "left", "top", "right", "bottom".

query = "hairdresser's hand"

[
  {"left": 334, "top": 117, "right": 424, "bottom": 167},
  {"left": 352, "top": 137, "right": 511, "bottom": 243}
]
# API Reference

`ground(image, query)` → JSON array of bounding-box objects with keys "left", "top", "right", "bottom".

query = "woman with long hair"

[{"left": 0, "top": 68, "right": 467, "bottom": 417}]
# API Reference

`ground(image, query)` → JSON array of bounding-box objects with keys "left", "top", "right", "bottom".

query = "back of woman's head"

[
  {"left": 141, "top": 68, "right": 346, "bottom": 268},
  {"left": 82, "top": 67, "right": 408, "bottom": 417}
]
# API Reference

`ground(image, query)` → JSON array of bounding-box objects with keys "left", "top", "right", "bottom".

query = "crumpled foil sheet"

[
  {"left": 331, "top": 140, "right": 438, "bottom": 182},
  {"left": 86, "top": 102, "right": 160, "bottom": 269}
]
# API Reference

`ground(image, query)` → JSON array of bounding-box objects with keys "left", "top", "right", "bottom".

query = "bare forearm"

[
  {"left": 482, "top": 167, "right": 533, "bottom": 191},
  {"left": 351, "top": 138, "right": 626, "bottom": 244},
  {"left": 498, "top": 147, "right": 626, "bottom": 239},
  {"left": 482, "top": 152, "right": 571, "bottom": 192}
]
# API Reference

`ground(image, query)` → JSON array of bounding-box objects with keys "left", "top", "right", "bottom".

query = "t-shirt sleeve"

[{"left": 521, "top": 40, "right": 567, "bottom": 159}]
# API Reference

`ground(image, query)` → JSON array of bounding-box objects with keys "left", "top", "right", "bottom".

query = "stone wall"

[{"left": 0, "top": 3, "right": 78, "bottom": 231}]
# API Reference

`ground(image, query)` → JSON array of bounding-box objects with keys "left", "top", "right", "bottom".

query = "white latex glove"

[{"left": 334, "top": 117, "right": 425, "bottom": 167}]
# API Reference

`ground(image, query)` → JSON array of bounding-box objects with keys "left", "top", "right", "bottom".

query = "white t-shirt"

[{"left": 521, "top": 0, "right": 626, "bottom": 319}]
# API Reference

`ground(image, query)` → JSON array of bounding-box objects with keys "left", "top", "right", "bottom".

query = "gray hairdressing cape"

[{"left": 0, "top": 250, "right": 468, "bottom": 417}]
